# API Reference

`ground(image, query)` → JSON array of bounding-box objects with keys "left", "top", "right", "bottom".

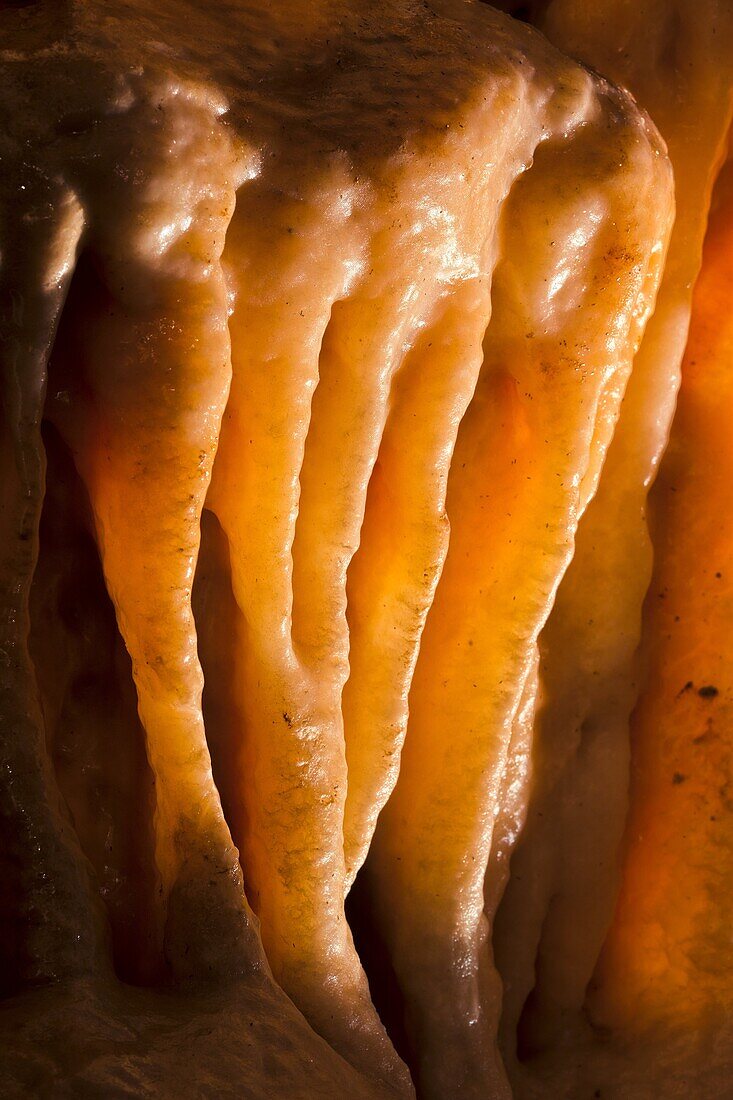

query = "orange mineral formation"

[
  {"left": 494, "top": 0, "right": 733, "bottom": 1074},
  {"left": 0, "top": 2, "right": 731, "bottom": 1098},
  {"left": 591, "top": 156, "right": 733, "bottom": 1039}
]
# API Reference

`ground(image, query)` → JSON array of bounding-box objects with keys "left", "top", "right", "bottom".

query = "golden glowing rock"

[
  {"left": 495, "top": 0, "right": 733, "bottom": 1074},
  {"left": 593, "top": 157, "right": 733, "bottom": 1035},
  {"left": 3, "top": 2, "right": 732, "bottom": 1099}
]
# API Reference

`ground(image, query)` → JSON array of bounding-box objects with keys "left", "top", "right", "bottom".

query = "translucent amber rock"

[
  {"left": 491, "top": 2, "right": 733, "bottom": 1097},
  {"left": 496, "top": 0, "right": 733, "bottom": 1060},
  {"left": 0, "top": 1, "right": 686, "bottom": 1097}
]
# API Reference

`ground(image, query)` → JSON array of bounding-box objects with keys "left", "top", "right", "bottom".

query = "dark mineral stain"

[{"left": 698, "top": 685, "right": 719, "bottom": 699}]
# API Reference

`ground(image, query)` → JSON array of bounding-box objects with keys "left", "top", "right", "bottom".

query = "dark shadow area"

[
  {"left": 193, "top": 506, "right": 258, "bottom": 906},
  {"left": 346, "top": 863, "right": 413, "bottom": 1072},
  {"left": 27, "top": 254, "right": 162, "bottom": 986}
]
